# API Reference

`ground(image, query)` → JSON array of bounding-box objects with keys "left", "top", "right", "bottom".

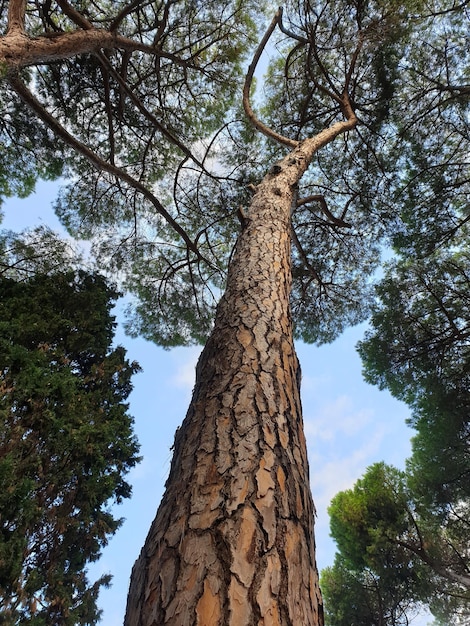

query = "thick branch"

[
  {"left": 0, "top": 28, "right": 118, "bottom": 68},
  {"left": 0, "top": 24, "right": 187, "bottom": 71},
  {"left": 8, "top": 76, "right": 201, "bottom": 259},
  {"left": 298, "top": 100, "right": 358, "bottom": 165},
  {"left": 7, "top": 0, "right": 26, "bottom": 34},
  {"left": 243, "top": 10, "right": 299, "bottom": 148}
]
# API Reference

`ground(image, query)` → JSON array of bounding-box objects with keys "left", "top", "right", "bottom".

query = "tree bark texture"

[
  {"left": 125, "top": 141, "right": 336, "bottom": 626},
  {"left": 0, "top": 27, "right": 118, "bottom": 69}
]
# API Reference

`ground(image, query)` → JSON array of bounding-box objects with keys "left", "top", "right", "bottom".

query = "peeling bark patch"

[
  {"left": 230, "top": 506, "right": 257, "bottom": 586},
  {"left": 196, "top": 578, "right": 221, "bottom": 625},
  {"left": 228, "top": 578, "right": 252, "bottom": 624},
  {"left": 256, "top": 553, "right": 282, "bottom": 625}
]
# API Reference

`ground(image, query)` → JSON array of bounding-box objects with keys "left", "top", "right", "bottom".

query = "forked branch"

[
  {"left": 297, "top": 194, "right": 351, "bottom": 227},
  {"left": 243, "top": 8, "right": 358, "bottom": 149}
]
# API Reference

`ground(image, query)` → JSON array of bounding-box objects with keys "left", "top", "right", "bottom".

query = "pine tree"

[
  {"left": 0, "top": 1, "right": 468, "bottom": 623},
  {"left": 0, "top": 270, "right": 140, "bottom": 624}
]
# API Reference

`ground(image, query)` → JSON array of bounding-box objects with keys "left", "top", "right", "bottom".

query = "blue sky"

[{"left": 2, "top": 181, "right": 432, "bottom": 625}]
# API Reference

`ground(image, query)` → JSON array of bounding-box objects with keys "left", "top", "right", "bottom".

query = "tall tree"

[
  {"left": 0, "top": 270, "right": 140, "bottom": 624},
  {"left": 350, "top": 233, "right": 470, "bottom": 624},
  {"left": 325, "top": 220, "right": 470, "bottom": 624},
  {"left": 358, "top": 243, "right": 470, "bottom": 511},
  {"left": 0, "top": 1, "right": 469, "bottom": 624}
]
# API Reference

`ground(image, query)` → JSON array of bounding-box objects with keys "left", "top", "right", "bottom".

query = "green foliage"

[
  {"left": 326, "top": 461, "right": 469, "bottom": 624},
  {"left": 0, "top": 227, "right": 84, "bottom": 280},
  {"left": 321, "top": 558, "right": 377, "bottom": 626},
  {"left": 328, "top": 463, "right": 410, "bottom": 571},
  {"left": 1, "top": 0, "right": 469, "bottom": 349},
  {"left": 0, "top": 271, "right": 141, "bottom": 624},
  {"left": 358, "top": 245, "right": 470, "bottom": 399},
  {"left": 358, "top": 243, "right": 470, "bottom": 510},
  {"left": 0, "top": 87, "right": 64, "bottom": 210},
  {"left": 351, "top": 239, "right": 470, "bottom": 621},
  {"left": 321, "top": 553, "right": 426, "bottom": 626},
  {"left": 1, "top": 0, "right": 264, "bottom": 346},
  {"left": 252, "top": 0, "right": 469, "bottom": 343}
]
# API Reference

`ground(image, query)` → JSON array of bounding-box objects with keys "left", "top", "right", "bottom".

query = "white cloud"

[
  {"left": 170, "top": 347, "right": 200, "bottom": 391},
  {"left": 303, "top": 393, "right": 390, "bottom": 559},
  {"left": 309, "top": 425, "right": 388, "bottom": 515},
  {"left": 304, "top": 395, "right": 374, "bottom": 442}
]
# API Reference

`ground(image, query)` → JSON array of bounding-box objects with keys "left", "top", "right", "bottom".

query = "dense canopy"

[
  {"left": 0, "top": 270, "right": 140, "bottom": 624},
  {"left": 0, "top": 1, "right": 469, "bottom": 624},
  {"left": 0, "top": 1, "right": 467, "bottom": 347}
]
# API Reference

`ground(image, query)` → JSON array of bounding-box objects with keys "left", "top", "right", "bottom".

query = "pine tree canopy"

[
  {"left": 0, "top": 3, "right": 469, "bottom": 621},
  {"left": 0, "top": 1, "right": 468, "bottom": 346}
]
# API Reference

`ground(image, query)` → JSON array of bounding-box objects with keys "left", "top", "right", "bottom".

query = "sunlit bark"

[{"left": 125, "top": 121, "right": 356, "bottom": 625}]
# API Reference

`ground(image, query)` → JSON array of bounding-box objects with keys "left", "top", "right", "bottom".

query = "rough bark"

[
  {"left": 0, "top": 27, "right": 131, "bottom": 69},
  {"left": 124, "top": 119, "right": 356, "bottom": 626},
  {"left": 0, "top": 3, "right": 167, "bottom": 72}
]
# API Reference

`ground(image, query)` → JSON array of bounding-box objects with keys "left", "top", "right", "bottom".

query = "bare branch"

[
  {"left": 110, "top": 0, "right": 148, "bottom": 32},
  {"left": 291, "top": 226, "right": 322, "bottom": 285},
  {"left": 243, "top": 10, "right": 299, "bottom": 148},
  {"left": 296, "top": 194, "right": 352, "bottom": 227},
  {"left": 55, "top": 0, "right": 93, "bottom": 30},
  {"left": 277, "top": 6, "right": 309, "bottom": 44},
  {"left": 344, "top": 33, "right": 363, "bottom": 93}
]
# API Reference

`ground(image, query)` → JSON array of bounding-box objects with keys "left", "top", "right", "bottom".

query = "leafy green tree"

[
  {"left": 0, "top": 270, "right": 141, "bottom": 625},
  {"left": 358, "top": 244, "right": 470, "bottom": 510},
  {"left": 0, "top": 226, "right": 84, "bottom": 279},
  {"left": 351, "top": 233, "right": 470, "bottom": 624},
  {"left": 321, "top": 554, "right": 425, "bottom": 626},
  {"left": 327, "top": 463, "right": 469, "bottom": 624},
  {"left": 328, "top": 228, "right": 470, "bottom": 624},
  {"left": 0, "top": 1, "right": 469, "bottom": 624}
]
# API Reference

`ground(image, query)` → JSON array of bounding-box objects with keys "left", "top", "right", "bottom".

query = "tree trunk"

[
  {"left": 124, "top": 140, "right": 332, "bottom": 626},
  {"left": 125, "top": 116, "right": 357, "bottom": 623}
]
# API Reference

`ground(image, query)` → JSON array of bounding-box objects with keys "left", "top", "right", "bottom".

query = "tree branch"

[
  {"left": 55, "top": 0, "right": 93, "bottom": 30},
  {"left": 94, "top": 51, "right": 207, "bottom": 170},
  {"left": 110, "top": 0, "right": 147, "bottom": 32},
  {"left": 395, "top": 537, "right": 470, "bottom": 589},
  {"left": 291, "top": 226, "right": 322, "bottom": 286},
  {"left": 0, "top": 19, "right": 190, "bottom": 71},
  {"left": 7, "top": 0, "right": 26, "bottom": 34},
  {"left": 243, "top": 10, "right": 299, "bottom": 148},
  {"left": 277, "top": 6, "right": 309, "bottom": 44},
  {"left": 0, "top": 27, "right": 118, "bottom": 68},
  {"left": 296, "top": 194, "right": 351, "bottom": 227},
  {"left": 8, "top": 75, "right": 201, "bottom": 260}
]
